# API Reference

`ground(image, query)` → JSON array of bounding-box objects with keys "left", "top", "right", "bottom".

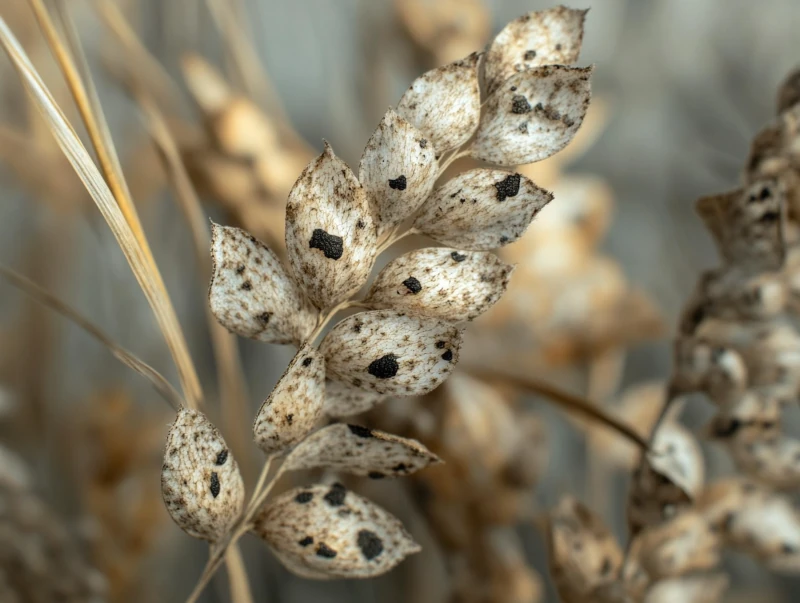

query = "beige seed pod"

[
  {"left": 643, "top": 572, "right": 728, "bottom": 603},
  {"left": 671, "top": 338, "right": 747, "bottom": 404},
  {"left": 396, "top": 52, "right": 481, "bottom": 155},
  {"left": 253, "top": 344, "right": 326, "bottom": 455},
  {"left": 483, "top": 6, "right": 588, "bottom": 95},
  {"left": 705, "top": 390, "right": 780, "bottom": 444},
  {"left": 365, "top": 247, "right": 513, "bottom": 322},
  {"left": 323, "top": 379, "right": 388, "bottom": 419},
  {"left": 320, "top": 310, "right": 462, "bottom": 395},
  {"left": 726, "top": 436, "right": 800, "bottom": 491},
  {"left": 695, "top": 478, "right": 766, "bottom": 530},
  {"left": 161, "top": 409, "right": 245, "bottom": 542},
  {"left": 358, "top": 109, "right": 438, "bottom": 234},
  {"left": 253, "top": 483, "right": 421, "bottom": 579},
  {"left": 738, "top": 321, "right": 800, "bottom": 401},
  {"left": 414, "top": 169, "right": 552, "bottom": 250},
  {"left": 471, "top": 65, "right": 592, "bottom": 167},
  {"left": 209, "top": 223, "right": 317, "bottom": 345},
  {"left": 283, "top": 423, "right": 441, "bottom": 478},
  {"left": 285, "top": 143, "right": 378, "bottom": 309}
]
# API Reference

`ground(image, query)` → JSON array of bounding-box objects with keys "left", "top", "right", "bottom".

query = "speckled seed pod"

[
  {"left": 323, "top": 379, "right": 388, "bottom": 419},
  {"left": 161, "top": 409, "right": 244, "bottom": 542},
  {"left": 365, "top": 247, "right": 513, "bottom": 322},
  {"left": 253, "top": 344, "right": 325, "bottom": 455},
  {"left": 635, "top": 512, "right": 720, "bottom": 580},
  {"left": 253, "top": 483, "right": 421, "bottom": 579},
  {"left": 471, "top": 65, "right": 592, "bottom": 166},
  {"left": 396, "top": 52, "right": 481, "bottom": 155},
  {"left": 285, "top": 143, "right": 377, "bottom": 310},
  {"left": 705, "top": 390, "right": 780, "bottom": 444},
  {"left": 727, "top": 436, "right": 800, "bottom": 491},
  {"left": 320, "top": 310, "right": 462, "bottom": 396},
  {"left": 283, "top": 423, "right": 440, "bottom": 477},
  {"left": 414, "top": 169, "right": 552, "bottom": 250},
  {"left": 209, "top": 223, "right": 317, "bottom": 345},
  {"left": 483, "top": 6, "right": 587, "bottom": 95},
  {"left": 358, "top": 109, "right": 438, "bottom": 234},
  {"left": 643, "top": 573, "right": 728, "bottom": 603},
  {"left": 671, "top": 338, "right": 747, "bottom": 404}
]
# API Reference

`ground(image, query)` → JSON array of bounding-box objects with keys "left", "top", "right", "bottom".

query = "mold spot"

[
  {"left": 451, "top": 252, "right": 467, "bottom": 263},
  {"left": 298, "top": 536, "right": 313, "bottom": 547},
  {"left": 323, "top": 483, "right": 347, "bottom": 507},
  {"left": 236, "top": 264, "right": 245, "bottom": 274},
  {"left": 309, "top": 228, "right": 344, "bottom": 260},
  {"left": 388, "top": 175, "right": 407, "bottom": 190},
  {"left": 295, "top": 491, "right": 314, "bottom": 504},
  {"left": 368, "top": 354, "right": 399, "bottom": 379},
  {"left": 302, "top": 357, "right": 313, "bottom": 367},
  {"left": 435, "top": 340, "right": 446, "bottom": 349},
  {"left": 348, "top": 424, "right": 374, "bottom": 438},
  {"left": 356, "top": 219, "right": 366, "bottom": 229},
  {"left": 357, "top": 530, "right": 385, "bottom": 561},
  {"left": 441, "top": 350, "right": 453, "bottom": 362},
  {"left": 215, "top": 450, "right": 228, "bottom": 466},
  {"left": 511, "top": 95, "right": 532, "bottom": 114},
  {"left": 494, "top": 173, "right": 522, "bottom": 202},
  {"left": 316, "top": 543, "right": 338, "bottom": 558},
  {"left": 241, "top": 281, "right": 253, "bottom": 291},
  {"left": 524, "top": 49, "right": 537, "bottom": 60},
  {"left": 257, "top": 312, "right": 271, "bottom": 325},
  {"left": 402, "top": 277, "right": 422, "bottom": 294},
  {"left": 419, "top": 139, "right": 428, "bottom": 149},
  {"left": 286, "top": 413, "right": 294, "bottom": 426},
  {"left": 209, "top": 472, "right": 221, "bottom": 498}
]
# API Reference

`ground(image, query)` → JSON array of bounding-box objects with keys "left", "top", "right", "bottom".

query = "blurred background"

[{"left": 0, "top": 0, "right": 798, "bottom": 601}]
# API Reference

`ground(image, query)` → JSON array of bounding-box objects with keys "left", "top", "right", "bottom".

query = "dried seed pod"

[
  {"left": 738, "top": 321, "right": 800, "bottom": 401},
  {"left": 777, "top": 67, "right": 800, "bottom": 114},
  {"left": 285, "top": 143, "right": 378, "bottom": 309},
  {"left": 209, "top": 223, "right": 317, "bottom": 345},
  {"left": 253, "top": 483, "right": 420, "bottom": 578},
  {"left": 324, "top": 380, "right": 388, "bottom": 419},
  {"left": 414, "top": 169, "right": 552, "bottom": 250},
  {"left": 705, "top": 390, "right": 780, "bottom": 444},
  {"left": 320, "top": 310, "right": 462, "bottom": 396},
  {"left": 546, "top": 496, "right": 622, "bottom": 602},
  {"left": 695, "top": 477, "right": 766, "bottom": 530},
  {"left": 471, "top": 65, "right": 592, "bottom": 167},
  {"left": 365, "top": 247, "right": 513, "bottom": 322},
  {"left": 283, "top": 423, "right": 440, "bottom": 477},
  {"left": 358, "top": 110, "right": 438, "bottom": 234},
  {"left": 253, "top": 345, "right": 325, "bottom": 455},
  {"left": 636, "top": 512, "right": 720, "bottom": 580},
  {"left": 671, "top": 338, "right": 747, "bottom": 405},
  {"left": 396, "top": 52, "right": 481, "bottom": 155},
  {"left": 727, "top": 436, "right": 800, "bottom": 491},
  {"left": 643, "top": 572, "right": 728, "bottom": 603},
  {"left": 696, "top": 178, "right": 787, "bottom": 271},
  {"left": 161, "top": 409, "right": 244, "bottom": 542},
  {"left": 483, "top": 7, "right": 587, "bottom": 95}
]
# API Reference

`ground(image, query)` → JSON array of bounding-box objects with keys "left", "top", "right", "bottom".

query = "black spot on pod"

[
  {"left": 393, "top": 463, "right": 408, "bottom": 473},
  {"left": 302, "top": 357, "right": 313, "bottom": 367},
  {"left": 511, "top": 95, "right": 532, "bottom": 114},
  {"left": 419, "top": 139, "right": 428, "bottom": 149},
  {"left": 257, "top": 312, "right": 271, "bottom": 325},
  {"left": 368, "top": 354, "right": 399, "bottom": 378},
  {"left": 316, "top": 543, "right": 338, "bottom": 558},
  {"left": 348, "top": 424, "right": 374, "bottom": 438},
  {"left": 524, "top": 49, "right": 537, "bottom": 60},
  {"left": 760, "top": 211, "right": 780, "bottom": 224},
  {"left": 450, "top": 252, "right": 467, "bottom": 263},
  {"left": 388, "top": 175, "right": 407, "bottom": 190},
  {"left": 441, "top": 350, "right": 453, "bottom": 362},
  {"left": 357, "top": 530, "right": 385, "bottom": 561},
  {"left": 435, "top": 341, "right": 446, "bottom": 349},
  {"left": 494, "top": 173, "right": 522, "bottom": 202},
  {"left": 209, "top": 472, "right": 221, "bottom": 498},
  {"left": 309, "top": 228, "right": 344, "bottom": 260},
  {"left": 215, "top": 450, "right": 228, "bottom": 465},
  {"left": 298, "top": 536, "right": 314, "bottom": 547},
  {"left": 356, "top": 219, "right": 366, "bottom": 229},
  {"left": 295, "top": 491, "right": 314, "bottom": 504},
  {"left": 402, "top": 277, "right": 422, "bottom": 294},
  {"left": 324, "top": 483, "right": 347, "bottom": 507},
  {"left": 713, "top": 418, "right": 742, "bottom": 439},
  {"left": 368, "top": 471, "right": 385, "bottom": 479},
  {"left": 241, "top": 281, "right": 253, "bottom": 291}
]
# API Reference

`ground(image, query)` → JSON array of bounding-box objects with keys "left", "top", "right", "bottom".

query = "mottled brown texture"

[{"left": 323, "top": 379, "right": 389, "bottom": 418}]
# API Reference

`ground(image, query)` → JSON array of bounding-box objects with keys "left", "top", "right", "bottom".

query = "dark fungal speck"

[
  {"left": 451, "top": 252, "right": 467, "bottom": 263},
  {"left": 393, "top": 463, "right": 408, "bottom": 473},
  {"left": 241, "top": 281, "right": 252, "bottom": 291},
  {"left": 499, "top": 236, "right": 509, "bottom": 244},
  {"left": 511, "top": 95, "right": 532, "bottom": 114},
  {"left": 298, "top": 536, "right": 313, "bottom": 547},
  {"left": 760, "top": 211, "right": 780, "bottom": 224},
  {"left": 215, "top": 450, "right": 228, "bottom": 466},
  {"left": 324, "top": 483, "right": 347, "bottom": 507},
  {"left": 419, "top": 139, "right": 428, "bottom": 149},
  {"left": 236, "top": 264, "right": 245, "bottom": 274},
  {"left": 388, "top": 175, "right": 407, "bottom": 190},
  {"left": 286, "top": 413, "right": 294, "bottom": 425},
  {"left": 257, "top": 312, "right": 271, "bottom": 324},
  {"left": 357, "top": 530, "right": 384, "bottom": 561},
  {"left": 368, "top": 354, "right": 399, "bottom": 379},
  {"left": 441, "top": 350, "right": 453, "bottom": 362},
  {"left": 302, "top": 357, "right": 313, "bottom": 367},
  {"left": 555, "top": 43, "right": 562, "bottom": 51},
  {"left": 348, "top": 424, "right": 374, "bottom": 438},
  {"left": 209, "top": 472, "right": 221, "bottom": 498},
  {"left": 494, "top": 173, "right": 521, "bottom": 202},
  {"left": 356, "top": 219, "right": 366, "bottom": 229},
  {"left": 309, "top": 228, "right": 344, "bottom": 260},
  {"left": 316, "top": 543, "right": 338, "bottom": 558},
  {"left": 524, "top": 49, "right": 537, "bottom": 60},
  {"left": 295, "top": 491, "right": 314, "bottom": 504},
  {"left": 368, "top": 472, "right": 385, "bottom": 480},
  {"left": 402, "top": 277, "right": 422, "bottom": 294},
  {"left": 510, "top": 86, "right": 517, "bottom": 92},
  {"left": 435, "top": 340, "right": 446, "bottom": 349}
]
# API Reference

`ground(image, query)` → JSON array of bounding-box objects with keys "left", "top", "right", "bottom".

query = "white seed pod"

[
  {"left": 253, "top": 344, "right": 325, "bottom": 455},
  {"left": 324, "top": 380, "right": 388, "bottom": 419},
  {"left": 283, "top": 423, "right": 441, "bottom": 478},
  {"left": 320, "top": 310, "right": 462, "bottom": 396},
  {"left": 161, "top": 409, "right": 244, "bottom": 542},
  {"left": 253, "top": 483, "right": 421, "bottom": 578},
  {"left": 365, "top": 247, "right": 513, "bottom": 322},
  {"left": 285, "top": 143, "right": 378, "bottom": 309},
  {"left": 643, "top": 573, "right": 728, "bottom": 603},
  {"left": 358, "top": 109, "right": 438, "bottom": 234},
  {"left": 414, "top": 169, "right": 552, "bottom": 250},
  {"left": 396, "top": 52, "right": 481, "bottom": 155},
  {"left": 483, "top": 7, "right": 588, "bottom": 96},
  {"left": 471, "top": 65, "right": 592, "bottom": 167},
  {"left": 209, "top": 224, "right": 317, "bottom": 345},
  {"left": 635, "top": 512, "right": 720, "bottom": 580}
]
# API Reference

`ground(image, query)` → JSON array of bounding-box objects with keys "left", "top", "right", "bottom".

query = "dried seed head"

[
  {"left": 358, "top": 109, "right": 438, "bottom": 234},
  {"left": 253, "top": 344, "right": 326, "bottom": 455},
  {"left": 727, "top": 436, "right": 800, "bottom": 491},
  {"left": 396, "top": 52, "right": 481, "bottom": 155},
  {"left": 671, "top": 338, "right": 747, "bottom": 404},
  {"left": 643, "top": 572, "right": 728, "bottom": 603},
  {"left": 471, "top": 65, "right": 592, "bottom": 166},
  {"left": 324, "top": 379, "right": 388, "bottom": 419},
  {"left": 777, "top": 67, "right": 800, "bottom": 114},
  {"left": 414, "top": 169, "right": 552, "bottom": 250},
  {"left": 320, "top": 310, "right": 462, "bottom": 396},
  {"left": 283, "top": 423, "right": 441, "bottom": 477},
  {"left": 285, "top": 143, "right": 377, "bottom": 309},
  {"left": 483, "top": 7, "right": 587, "bottom": 95},
  {"left": 161, "top": 409, "right": 244, "bottom": 542},
  {"left": 704, "top": 390, "right": 780, "bottom": 443},
  {"left": 209, "top": 223, "right": 317, "bottom": 345},
  {"left": 635, "top": 512, "right": 721, "bottom": 580},
  {"left": 253, "top": 483, "right": 420, "bottom": 578},
  {"left": 365, "top": 247, "right": 513, "bottom": 322}
]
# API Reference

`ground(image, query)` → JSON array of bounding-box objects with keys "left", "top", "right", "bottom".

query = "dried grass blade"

[{"left": 0, "top": 264, "right": 183, "bottom": 411}]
